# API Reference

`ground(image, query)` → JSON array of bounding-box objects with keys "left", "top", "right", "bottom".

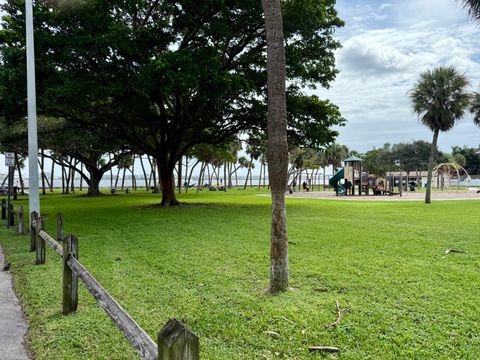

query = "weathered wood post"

[
  {"left": 35, "top": 216, "right": 45, "bottom": 265},
  {"left": 17, "top": 206, "right": 24, "bottom": 235},
  {"left": 30, "top": 211, "right": 38, "bottom": 252},
  {"left": 63, "top": 235, "right": 78, "bottom": 314},
  {"left": 1, "top": 199, "right": 6, "bottom": 220},
  {"left": 57, "top": 212, "right": 64, "bottom": 243},
  {"left": 8, "top": 204, "right": 14, "bottom": 226},
  {"left": 158, "top": 319, "right": 199, "bottom": 360}
]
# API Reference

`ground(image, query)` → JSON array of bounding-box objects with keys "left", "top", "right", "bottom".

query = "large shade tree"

[
  {"left": 409, "top": 66, "right": 470, "bottom": 203},
  {"left": 0, "top": 0, "right": 345, "bottom": 206}
]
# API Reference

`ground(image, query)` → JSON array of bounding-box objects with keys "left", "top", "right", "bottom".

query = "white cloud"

[{"left": 316, "top": 1, "right": 480, "bottom": 152}]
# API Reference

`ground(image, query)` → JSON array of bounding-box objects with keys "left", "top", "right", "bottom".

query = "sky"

[{"left": 316, "top": 0, "right": 480, "bottom": 152}]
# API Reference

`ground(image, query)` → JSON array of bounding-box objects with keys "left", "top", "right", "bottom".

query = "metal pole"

[
  {"left": 26, "top": 0, "right": 40, "bottom": 220},
  {"left": 7, "top": 166, "right": 12, "bottom": 228}
]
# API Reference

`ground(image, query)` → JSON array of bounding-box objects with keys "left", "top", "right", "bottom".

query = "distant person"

[
  {"left": 409, "top": 181, "right": 416, "bottom": 192},
  {"left": 292, "top": 179, "right": 297, "bottom": 192},
  {"left": 13, "top": 180, "right": 19, "bottom": 200},
  {"left": 302, "top": 181, "right": 309, "bottom": 192},
  {"left": 344, "top": 179, "right": 352, "bottom": 195}
]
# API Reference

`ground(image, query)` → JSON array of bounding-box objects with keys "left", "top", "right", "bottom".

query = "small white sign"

[{"left": 5, "top": 152, "right": 15, "bottom": 167}]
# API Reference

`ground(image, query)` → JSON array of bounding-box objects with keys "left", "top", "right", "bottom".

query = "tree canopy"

[{"left": 0, "top": 0, "right": 346, "bottom": 205}]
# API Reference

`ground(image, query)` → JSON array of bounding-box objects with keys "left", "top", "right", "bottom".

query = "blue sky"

[{"left": 316, "top": 0, "right": 480, "bottom": 152}]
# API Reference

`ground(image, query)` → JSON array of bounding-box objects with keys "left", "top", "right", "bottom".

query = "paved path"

[{"left": 0, "top": 244, "right": 30, "bottom": 360}]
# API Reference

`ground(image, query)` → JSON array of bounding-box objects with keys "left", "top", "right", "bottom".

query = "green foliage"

[
  {"left": 363, "top": 143, "right": 395, "bottom": 175},
  {"left": 391, "top": 140, "right": 431, "bottom": 172},
  {"left": 1, "top": 191, "right": 479, "bottom": 359},
  {"left": 325, "top": 143, "right": 349, "bottom": 169},
  {"left": 460, "top": 0, "right": 480, "bottom": 20},
  {"left": 452, "top": 145, "right": 480, "bottom": 174},
  {"left": 409, "top": 66, "right": 470, "bottom": 133},
  {"left": 0, "top": 0, "right": 345, "bottom": 203},
  {"left": 470, "top": 91, "right": 480, "bottom": 127}
]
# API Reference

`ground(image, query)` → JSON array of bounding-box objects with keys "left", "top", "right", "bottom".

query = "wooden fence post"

[
  {"left": 8, "top": 204, "right": 14, "bottom": 226},
  {"left": 158, "top": 319, "right": 199, "bottom": 360},
  {"left": 30, "top": 211, "right": 38, "bottom": 252},
  {"left": 17, "top": 206, "right": 24, "bottom": 235},
  {"left": 63, "top": 235, "right": 78, "bottom": 314},
  {"left": 57, "top": 213, "right": 64, "bottom": 243},
  {"left": 35, "top": 216, "right": 45, "bottom": 265}
]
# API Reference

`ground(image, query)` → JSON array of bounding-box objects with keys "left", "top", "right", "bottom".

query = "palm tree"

[
  {"left": 262, "top": 0, "right": 289, "bottom": 293},
  {"left": 470, "top": 91, "right": 480, "bottom": 127},
  {"left": 409, "top": 66, "right": 470, "bottom": 204},
  {"left": 325, "top": 143, "right": 349, "bottom": 170},
  {"left": 460, "top": 0, "right": 480, "bottom": 20}
]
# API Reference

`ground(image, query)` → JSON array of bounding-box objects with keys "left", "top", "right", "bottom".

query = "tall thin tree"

[
  {"left": 262, "top": 0, "right": 289, "bottom": 293},
  {"left": 409, "top": 66, "right": 470, "bottom": 204}
]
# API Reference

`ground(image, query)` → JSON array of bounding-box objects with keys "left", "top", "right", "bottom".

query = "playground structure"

[
  {"left": 329, "top": 157, "right": 473, "bottom": 197},
  {"left": 432, "top": 163, "right": 471, "bottom": 190},
  {"left": 329, "top": 156, "right": 424, "bottom": 197}
]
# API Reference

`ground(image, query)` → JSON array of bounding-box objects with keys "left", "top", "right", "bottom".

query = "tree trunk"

[
  {"left": 187, "top": 159, "right": 200, "bottom": 192},
  {"left": 196, "top": 163, "right": 205, "bottom": 193},
  {"left": 63, "top": 163, "right": 70, "bottom": 194},
  {"left": 121, "top": 168, "right": 126, "bottom": 190},
  {"left": 243, "top": 167, "right": 250, "bottom": 189},
  {"left": 40, "top": 149, "right": 46, "bottom": 195},
  {"left": 81, "top": 165, "right": 101, "bottom": 196},
  {"left": 263, "top": 0, "right": 289, "bottom": 293},
  {"left": 61, "top": 164, "right": 66, "bottom": 194},
  {"left": 206, "top": 164, "right": 211, "bottom": 185},
  {"left": 80, "top": 163, "right": 84, "bottom": 191},
  {"left": 158, "top": 161, "right": 180, "bottom": 206},
  {"left": 425, "top": 128, "right": 439, "bottom": 204},
  {"left": 114, "top": 167, "right": 121, "bottom": 188},
  {"left": 139, "top": 155, "right": 149, "bottom": 191},
  {"left": 177, "top": 157, "right": 183, "bottom": 194},
  {"left": 50, "top": 160, "right": 55, "bottom": 192},
  {"left": 131, "top": 155, "right": 136, "bottom": 190},
  {"left": 15, "top": 154, "right": 25, "bottom": 195},
  {"left": 223, "top": 162, "right": 227, "bottom": 191}
]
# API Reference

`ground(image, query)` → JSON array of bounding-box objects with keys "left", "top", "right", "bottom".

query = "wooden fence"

[{"left": 18, "top": 208, "right": 199, "bottom": 360}]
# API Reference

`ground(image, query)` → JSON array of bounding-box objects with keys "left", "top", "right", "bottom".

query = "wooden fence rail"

[{"left": 27, "top": 212, "right": 199, "bottom": 360}]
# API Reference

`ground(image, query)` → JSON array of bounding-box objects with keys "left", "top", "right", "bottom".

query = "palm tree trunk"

[
  {"left": 263, "top": 0, "right": 289, "bottom": 293},
  {"left": 425, "top": 128, "right": 440, "bottom": 204}
]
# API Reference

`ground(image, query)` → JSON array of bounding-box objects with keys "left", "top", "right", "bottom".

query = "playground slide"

[{"left": 329, "top": 168, "right": 346, "bottom": 195}]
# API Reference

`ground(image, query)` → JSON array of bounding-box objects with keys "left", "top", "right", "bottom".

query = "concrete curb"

[{"left": 0, "top": 244, "right": 30, "bottom": 360}]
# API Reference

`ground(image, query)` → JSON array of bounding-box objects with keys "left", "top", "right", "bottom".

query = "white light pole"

[{"left": 25, "top": 0, "right": 40, "bottom": 218}]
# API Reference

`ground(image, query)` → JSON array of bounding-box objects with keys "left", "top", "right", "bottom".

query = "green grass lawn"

[{"left": 1, "top": 189, "right": 479, "bottom": 359}]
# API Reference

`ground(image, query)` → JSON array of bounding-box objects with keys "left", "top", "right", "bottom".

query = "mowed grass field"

[{"left": 1, "top": 189, "right": 479, "bottom": 359}]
